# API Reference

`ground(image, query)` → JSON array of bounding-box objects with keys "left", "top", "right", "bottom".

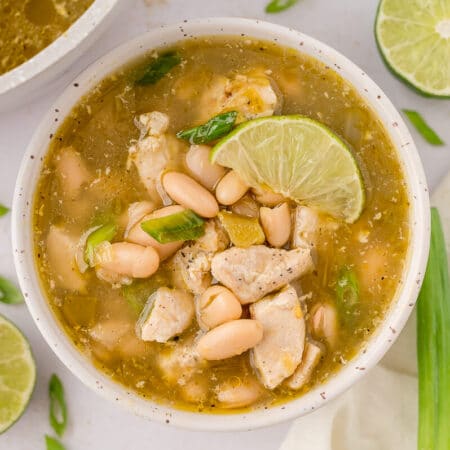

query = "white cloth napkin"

[{"left": 280, "top": 172, "right": 450, "bottom": 450}]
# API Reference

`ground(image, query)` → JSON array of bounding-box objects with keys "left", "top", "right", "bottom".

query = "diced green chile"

[
  {"left": 141, "top": 209, "right": 205, "bottom": 244},
  {"left": 176, "top": 111, "right": 238, "bottom": 144},
  {"left": 417, "top": 207, "right": 450, "bottom": 450},
  {"left": 265, "top": 0, "right": 299, "bottom": 13},
  {"left": 84, "top": 222, "right": 117, "bottom": 265},
  {"left": 0, "top": 276, "right": 24, "bottom": 304},
  {"left": 136, "top": 52, "right": 181, "bottom": 85},
  {"left": 49, "top": 374, "right": 67, "bottom": 437},
  {"left": 403, "top": 110, "right": 444, "bottom": 146}
]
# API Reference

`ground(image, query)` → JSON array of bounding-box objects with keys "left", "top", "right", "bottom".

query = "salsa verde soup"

[
  {"left": 0, "top": 0, "right": 94, "bottom": 75},
  {"left": 33, "top": 36, "right": 409, "bottom": 412}
]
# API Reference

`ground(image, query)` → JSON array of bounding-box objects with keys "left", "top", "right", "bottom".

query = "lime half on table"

[
  {"left": 0, "top": 315, "right": 36, "bottom": 434},
  {"left": 375, "top": 0, "right": 450, "bottom": 97},
  {"left": 211, "top": 115, "right": 365, "bottom": 223}
]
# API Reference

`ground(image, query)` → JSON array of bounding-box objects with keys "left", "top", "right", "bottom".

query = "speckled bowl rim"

[
  {"left": 12, "top": 18, "right": 430, "bottom": 431},
  {"left": 0, "top": 0, "right": 119, "bottom": 96}
]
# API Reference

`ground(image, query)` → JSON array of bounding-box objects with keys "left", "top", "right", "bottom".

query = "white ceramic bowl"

[
  {"left": 12, "top": 18, "right": 430, "bottom": 431},
  {"left": 0, "top": 0, "right": 121, "bottom": 112}
]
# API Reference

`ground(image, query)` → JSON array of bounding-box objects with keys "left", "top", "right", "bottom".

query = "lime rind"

[
  {"left": 211, "top": 115, "right": 365, "bottom": 223},
  {"left": 0, "top": 315, "right": 36, "bottom": 434},
  {"left": 375, "top": 0, "right": 450, "bottom": 98}
]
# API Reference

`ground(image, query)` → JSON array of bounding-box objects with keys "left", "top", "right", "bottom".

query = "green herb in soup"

[
  {"left": 33, "top": 37, "right": 409, "bottom": 413},
  {"left": 0, "top": 0, "right": 94, "bottom": 76}
]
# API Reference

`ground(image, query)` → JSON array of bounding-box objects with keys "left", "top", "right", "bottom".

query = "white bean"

[
  {"left": 216, "top": 379, "right": 262, "bottom": 408},
  {"left": 126, "top": 205, "right": 184, "bottom": 260},
  {"left": 95, "top": 242, "right": 160, "bottom": 278},
  {"left": 186, "top": 145, "right": 226, "bottom": 190},
  {"left": 196, "top": 319, "right": 263, "bottom": 360},
  {"left": 252, "top": 186, "right": 285, "bottom": 206},
  {"left": 310, "top": 303, "right": 338, "bottom": 348},
  {"left": 260, "top": 202, "right": 291, "bottom": 247},
  {"left": 215, "top": 170, "right": 249, "bottom": 206},
  {"left": 162, "top": 171, "right": 219, "bottom": 218},
  {"left": 197, "top": 285, "right": 242, "bottom": 330},
  {"left": 125, "top": 201, "right": 156, "bottom": 237}
]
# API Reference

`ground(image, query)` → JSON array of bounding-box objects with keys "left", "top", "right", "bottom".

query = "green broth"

[
  {"left": 33, "top": 37, "right": 409, "bottom": 412},
  {"left": 0, "top": 0, "right": 94, "bottom": 75}
]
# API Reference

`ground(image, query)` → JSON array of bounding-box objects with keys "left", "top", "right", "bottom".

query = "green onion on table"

[{"left": 417, "top": 208, "right": 450, "bottom": 450}]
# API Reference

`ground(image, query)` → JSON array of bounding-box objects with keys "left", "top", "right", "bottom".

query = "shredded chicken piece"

[
  {"left": 169, "top": 220, "right": 229, "bottom": 295},
  {"left": 46, "top": 226, "right": 86, "bottom": 292},
  {"left": 157, "top": 337, "right": 207, "bottom": 385},
  {"left": 286, "top": 341, "right": 322, "bottom": 390},
  {"left": 211, "top": 245, "right": 314, "bottom": 304},
  {"left": 128, "top": 112, "right": 170, "bottom": 198},
  {"left": 250, "top": 285, "right": 305, "bottom": 389},
  {"left": 291, "top": 205, "right": 319, "bottom": 250},
  {"left": 199, "top": 72, "right": 280, "bottom": 123},
  {"left": 136, "top": 287, "right": 194, "bottom": 343}
]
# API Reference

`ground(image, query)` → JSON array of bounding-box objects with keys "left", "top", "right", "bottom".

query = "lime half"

[
  {"left": 211, "top": 115, "right": 365, "bottom": 223},
  {"left": 375, "top": 0, "right": 450, "bottom": 97},
  {"left": 0, "top": 315, "right": 36, "bottom": 434}
]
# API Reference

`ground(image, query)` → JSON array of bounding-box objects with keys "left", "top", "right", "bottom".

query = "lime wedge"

[
  {"left": 211, "top": 115, "right": 365, "bottom": 223},
  {"left": 375, "top": 0, "right": 450, "bottom": 97},
  {"left": 0, "top": 315, "right": 36, "bottom": 434}
]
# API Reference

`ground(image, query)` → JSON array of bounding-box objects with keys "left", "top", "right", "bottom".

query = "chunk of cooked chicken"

[
  {"left": 157, "top": 337, "right": 207, "bottom": 385},
  {"left": 250, "top": 285, "right": 305, "bottom": 389},
  {"left": 46, "top": 225, "right": 86, "bottom": 291},
  {"left": 136, "top": 287, "right": 194, "bottom": 343},
  {"left": 170, "top": 220, "right": 229, "bottom": 295},
  {"left": 128, "top": 112, "right": 170, "bottom": 199},
  {"left": 199, "top": 72, "right": 279, "bottom": 123},
  {"left": 55, "top": 147, "right": 91, "bottom": 198},
  {"left": 211, "top": 245, "right": 314, "bottom": 304},
  {"left": 89, "top": 320, "right": 131, "bottom": 350},
  {"left": 286, "top": 341, "right": 322, "bottom": 390},
  {"left": 291, "top": 205, "right": 319, "bottom": 250}
]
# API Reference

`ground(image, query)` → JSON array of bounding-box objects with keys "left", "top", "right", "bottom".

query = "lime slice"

[
  {"left": 211, "top": 115, "right": 365, "bottom": 223},
  {"left": 375, "top": 0, "right": 450, "bottom": 97},
  {"left": 0, "top": 315, "right": 36, "bottom": 434}
]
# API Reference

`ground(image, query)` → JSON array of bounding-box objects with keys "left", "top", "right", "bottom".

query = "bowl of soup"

[
  {"left": 12, "top": 18, "right": 430, "bottom": 430},
  {"left": 0, "top": 0, "right": 121, "bottom": 111}
]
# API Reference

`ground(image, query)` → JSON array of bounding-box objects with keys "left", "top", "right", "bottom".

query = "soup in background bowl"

[
  {"left": 0, "top": 0, "right": 120, "bottom": 112},
  {"left": 12, "top": 18, "right": 430, "bottom": 431}
]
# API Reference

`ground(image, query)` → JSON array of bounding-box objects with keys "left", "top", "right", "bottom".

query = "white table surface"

[{"left": 1, "top": 1, "right": 449, "bottom": 449}]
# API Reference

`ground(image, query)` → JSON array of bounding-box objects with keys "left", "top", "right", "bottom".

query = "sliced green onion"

[
  {"left": 0, "top": 204, "right": 9, "bottom": 217},
  {"left": 141, "top": 209, "right": 204, "bottom": 244},
  {"left": 176, "top": 111, "right": 238, "bottom": 144},
  {"left": 84, "top": 222, "right": 117, "bottom": 265},
  {"left": 417, "top": 207, "right": 450, "bottom": 450},
  {"left": 265, "top": 0, "right": 299, "bottom": 13},
  {"left": 335, "top": 267, "right": 359, "bottom": 325},
  {"left": 403, "top": 110, "right": 444, "bottom": 146},
  {"left": 49, "top": 374, "right": 67, "bottom": 438},
  {"left": 45, "top": 435, "right": 66, "bottom": 450},
  {"left": 336, "top": 267, "right": 359, "bottom": 306},
  {"left": 0, "top": 276, "right": 23, "bottom": 304},
  {"left": 136, "top": 52, "right": 181, "bottom": 85}
]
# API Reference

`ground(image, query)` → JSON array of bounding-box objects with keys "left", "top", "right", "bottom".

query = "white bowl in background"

[
  {"left": 12, "top": 18, "right": 430, "bottom": 431},
  {"left": 0, "top": 0, "right": 121, "bottom": 112}
]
